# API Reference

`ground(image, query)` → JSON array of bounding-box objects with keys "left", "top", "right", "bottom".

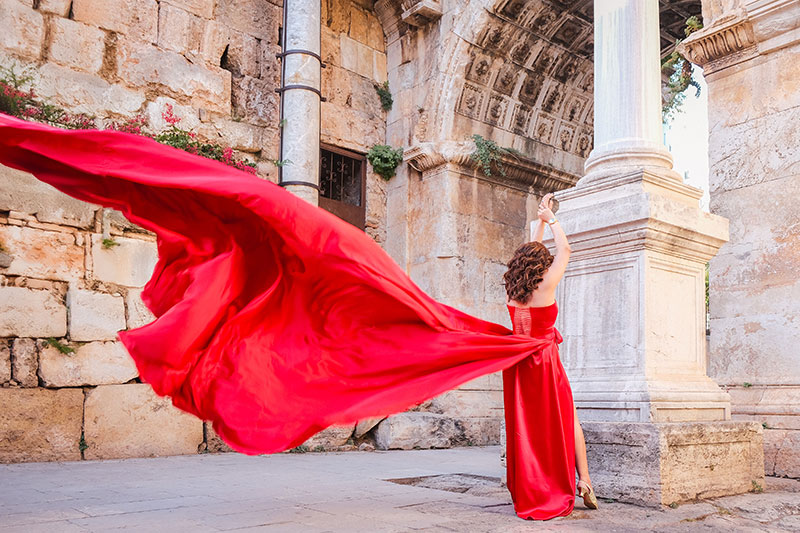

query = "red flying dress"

[
  {"left": 505, "top": 304, "right": 575, "bottom": 519},
  {"left": 0, "top": 113, "right": 575, "bottom": 519}
]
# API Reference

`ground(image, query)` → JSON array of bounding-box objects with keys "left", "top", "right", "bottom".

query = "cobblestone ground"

[{"left": 0, "top": 447, "right": 798, "bottom": 532}]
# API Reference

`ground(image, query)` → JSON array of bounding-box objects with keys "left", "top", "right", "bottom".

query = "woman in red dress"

[{"left": 502, "top": 193, "right": 598, "bottom": 519}]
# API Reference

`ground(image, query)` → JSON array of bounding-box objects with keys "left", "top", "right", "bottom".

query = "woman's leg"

[{"left": 574, "top": 405, "right": 591, "bottom": 486}]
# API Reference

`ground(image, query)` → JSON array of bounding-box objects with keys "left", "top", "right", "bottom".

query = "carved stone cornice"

[
  {"left": 677, "top": 13, "right": 758, "bottom": 74},
  {"left": 401, "top": 0, "right": 442, "bottom": 27},
  {"left": 404, "top": 141, "right": 579, "bottom": 193}
]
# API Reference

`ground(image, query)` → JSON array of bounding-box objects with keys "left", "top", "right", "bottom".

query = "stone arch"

[{"left": 377, "top": 0, "right": 701, "bottom": 185}]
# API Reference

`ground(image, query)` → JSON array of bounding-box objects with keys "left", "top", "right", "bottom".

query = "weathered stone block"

[
  {"left": 0, "top": 388, "right": 83, "bottom": 463},
  {"left": 303, "top": 425, "right": 355, "bottom": 450},
  {"left": 68, "top": 288, "right": 126, "bottom": 342},
  {"left": 126, "top": 288, "right": 156, "bottom": 329},
  {"left": 0, "top": 340, "right": 10, "bottom": 383},
  {"left": 374, "top": 412, "right": 457, "bottom": 450},
  {"left": 214, "top": 0, "right": 281, "bottom": 41},
  {"left": 164, "top": 0, "right": 215, "bottom": 19},
  {"left": 224, "top": 31, "right": 260, "bottom": 78},
  {"left": 83, "top": 384, "right": 203, "bottom": 459},
  {"left": 48, "top": 17, "right": 106, "bottom": 74},
  {"left": 117, "top": 39, "right": 231, "bottom": 113},
  {"left": 764, "top": 428, "right": 800, "bottom": 478},
  {"left": 39, "top": 341, "right": 138, "bottom": 387},
  {"left": 259, "top": 41, "right": 282, "bottom": 84},
  {"left": 37, "top": 0, "right": 71, "bottom": 16},
  {"left": 199, "top": 20, "right": 230, "bottom": 65},
  {"left": 10, "top": 338, "right": 38, "bottom": 387},
  {"left": 90, "top": 234, "right": 158, "bottom": 287},
  {"left": 35, "top": 63, "right": 147, "bottom": 119},
  {"left": 354, "top": 416, "right": 384, "bottom": 438},
  {"left": 0, "top": 225, "right": 84, "bottom": 281},
  {"left": 583, "top": 421, "right": 764, "bottom": 507},
  {"left": 203, "top": 422, "right": 234, "bottom": 453},
  {"left": 425, "top": 390, "right": 503, "bottom": 418},
  {"left": 0, "top": 287, "right": 67, "bottom": 338},
  {"left": 0, "top": 166, "right": 97, "bottom": 228},
  {"left": 157, "top": 3, "right": 203, "bottom": 54},
  {"left": 231, "top": 76, "right": 280, "bottom": 126},
  {"left": 201, "top": 120, "right": 265, "bottom": 153},
  {"left": 72, "top": 0, "right": 158, "bottom": 43},
  {"left": 455, "top": 417, "right": 501, "bottom": 446},
  {"left": 0, "top": 0, "right": 44, "bottom": 60}
]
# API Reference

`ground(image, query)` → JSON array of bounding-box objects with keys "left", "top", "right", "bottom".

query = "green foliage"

[
  {"left": 271, "top": 158, "right": 292, "bottom": 167},
  {"left": 279, "top": 118, "right": 288, "bottom": 128},
  {"left": 45, "top": 337, "right": 75, "bottom": 355},
  {"left": 470, "top": 134, "right": 518, "bottom": 177},
  {"left": 102, "top": 238, "right": 120, "bottom": 249},
  {"left": 79, "top": 433, "right": 88, "bottom": 453},
  {"left": 668, "top": 502, "right": 679, "bottom": 509},
  {"left": 313, "top": 445, "right": 326, "bottom": 452},
  {"left": 743, "top": 382, "right": 752, "bottom": 388},
  {"left": 661, "top": 17, "right": 704, "bottom": 122},
  {"left": 374, "top": 81, "right": 393, "bottom": 111},
  {"left": 751, "top": 480, "right": 764, "bottom": 494},
  {"left": 367, "top": 144, "right": 404, "bottom": 180},
  {"left": 685, "top": 15, "right": 703, "bottom": 36}
]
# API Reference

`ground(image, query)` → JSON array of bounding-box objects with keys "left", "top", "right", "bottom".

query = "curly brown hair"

[{"left": 503, "top": 242, "right": 554, "bottom": 304}]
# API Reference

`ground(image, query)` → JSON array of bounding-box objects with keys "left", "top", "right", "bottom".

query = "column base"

[{"left": 584, "top": 421, "right": 764, "bottom": 507}]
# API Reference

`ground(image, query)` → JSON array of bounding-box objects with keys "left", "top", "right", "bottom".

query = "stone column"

[
  {"left": 279, "top": 0, "right": 321, "bottom": 205},
  {"left": 584, "top": 0, "right": 674, "bottom": 182},
  {"left": 678, "top": 0, "right": 800, "bottom": 479},
  {"left": 546, "top": 0, "right": 764, "bottom": 506}
]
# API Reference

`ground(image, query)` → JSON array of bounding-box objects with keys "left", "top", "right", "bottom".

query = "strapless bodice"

[{"left": 507, "top": 302, "right": 558, "bottom": 337}]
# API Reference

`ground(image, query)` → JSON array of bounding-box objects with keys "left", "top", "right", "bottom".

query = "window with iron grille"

[{"left": 319, "top": 145, "right": 366, "bottom": 229}]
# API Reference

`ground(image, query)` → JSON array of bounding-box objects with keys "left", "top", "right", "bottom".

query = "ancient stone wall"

[
  {"left": 0, "top": 0, "right": 389, "bottom": 462},
  {"left": 321, "top": 0, "right": 389, "bottom": 244},
  {"left": 681, "top": 0, "right": 800, "bottom": 478}
]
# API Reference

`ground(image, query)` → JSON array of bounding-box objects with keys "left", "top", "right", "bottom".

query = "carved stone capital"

[
  {"left": 679, "top": 0, "right": 800, "bottom": 74},
  {"left": 678, "top": 13, "right": 758, "bottom": 74}
]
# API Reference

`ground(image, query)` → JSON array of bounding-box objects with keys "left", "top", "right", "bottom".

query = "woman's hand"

[{"left": 538, "top": 193, "right": 555, "bottom": 222}]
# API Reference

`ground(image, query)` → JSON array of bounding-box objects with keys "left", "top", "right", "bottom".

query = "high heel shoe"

[{"left": 577, "top": 479, "right": 599, "bottom": 510}]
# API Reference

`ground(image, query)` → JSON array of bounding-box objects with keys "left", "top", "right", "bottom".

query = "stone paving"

[{"left": 0, "top": 447, "right": 798, "bottom": 532}]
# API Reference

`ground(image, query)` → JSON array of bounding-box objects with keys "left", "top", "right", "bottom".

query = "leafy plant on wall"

[
  {"left": 469, "top": 134, "right": 520, "bottom": 178},
  {"left": 367, "top": 144, "right": 403, "bottom": 180},
  {"left": 662, "top": 16, "right": 703, "bottom": 122},
  {"left": 374, "top": 81, "right": 393, "bottom": 111}
]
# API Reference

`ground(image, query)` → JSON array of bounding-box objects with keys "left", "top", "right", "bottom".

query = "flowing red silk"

[{"left": 0, "top": 113, "right": 574, "bottom": 518}]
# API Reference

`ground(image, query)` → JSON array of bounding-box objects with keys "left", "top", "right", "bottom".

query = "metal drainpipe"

[{"left": 276, "top": 0, "right": 325, "bottom": 206}]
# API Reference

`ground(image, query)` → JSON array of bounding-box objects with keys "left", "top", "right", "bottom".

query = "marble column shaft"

[{"left": 583, "top": 0, "right": 675, "bottom": 182}]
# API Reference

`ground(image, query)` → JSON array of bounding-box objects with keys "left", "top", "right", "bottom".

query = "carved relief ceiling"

[{"left": 455, "top": 0, "right": 701, "bottom": 162}]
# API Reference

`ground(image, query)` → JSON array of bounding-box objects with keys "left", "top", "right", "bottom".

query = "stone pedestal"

[{"left": 554, "top": 169, "right": 731, "bottom": 423}]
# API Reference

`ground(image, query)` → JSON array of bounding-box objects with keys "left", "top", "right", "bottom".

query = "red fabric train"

[{"left": 0, "top": 113, "right": 574, "bottom": 519}]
